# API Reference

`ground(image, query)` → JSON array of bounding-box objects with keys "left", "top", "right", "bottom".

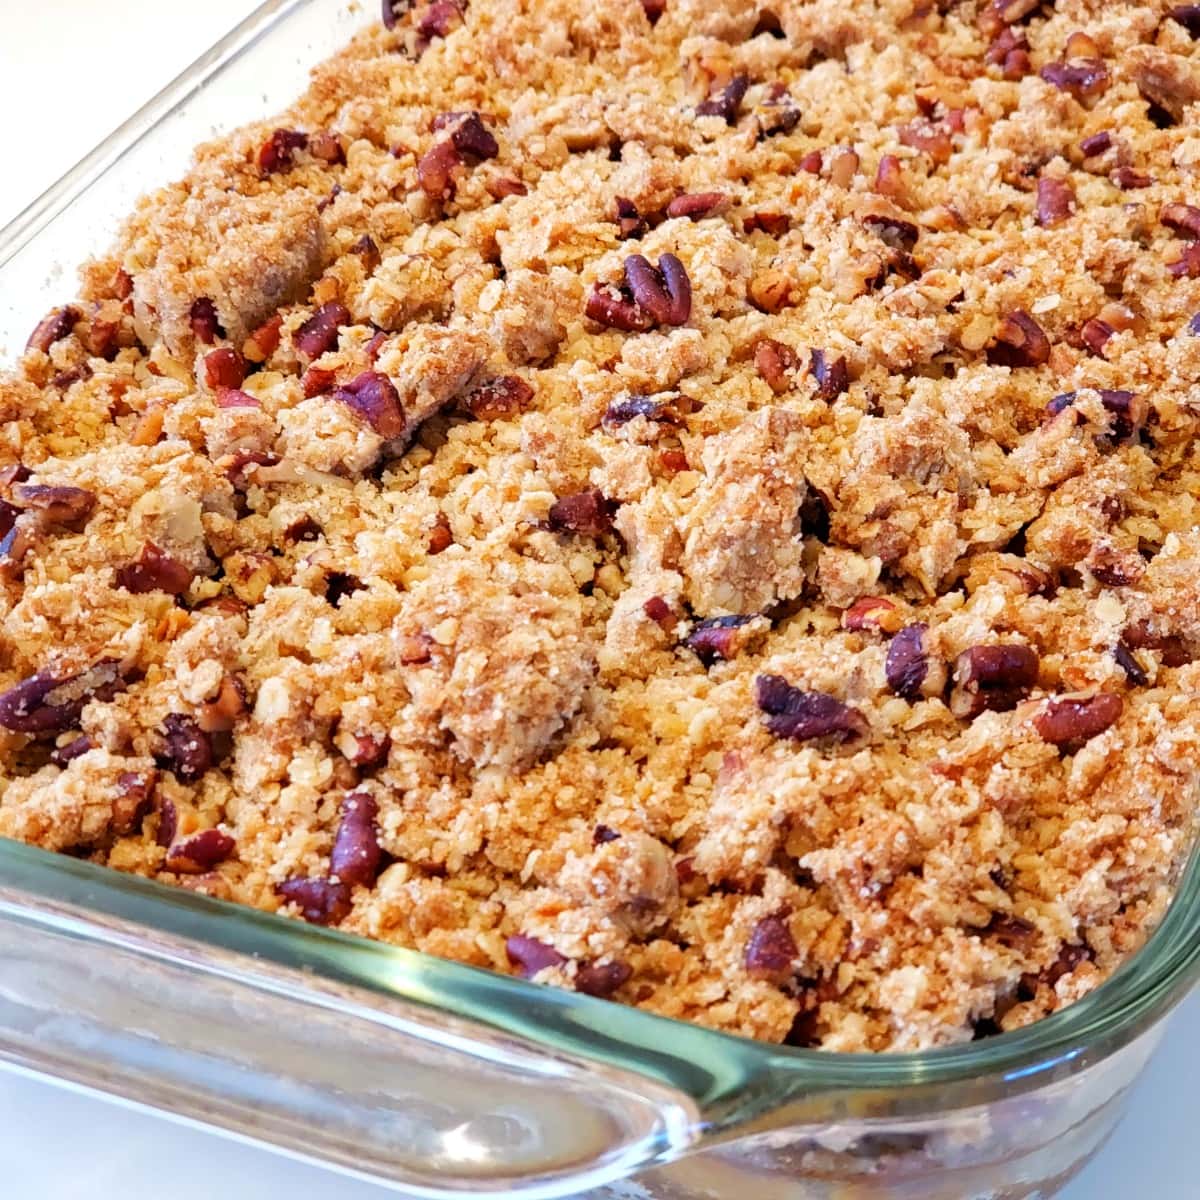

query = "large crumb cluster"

[{"left": 2, "top": 0, "right": 1200, "bottom": 1051}]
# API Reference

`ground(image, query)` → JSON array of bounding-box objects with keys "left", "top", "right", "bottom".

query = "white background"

[{"left": 0, "top": 3, "right": 1197, "bottom": 1196}]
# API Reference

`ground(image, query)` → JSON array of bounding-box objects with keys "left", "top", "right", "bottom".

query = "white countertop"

[{"left": 1, "top": 3, "right": 1197, "bottom": 1196}]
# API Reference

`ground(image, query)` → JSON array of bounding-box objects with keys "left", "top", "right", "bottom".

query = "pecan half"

[
  {"left": 166, "top": 828, "right": 236, "bottom": 874},
  {"left": 575, "top": 960, "right": 632, "bottom": 997},
  {"left": 334, "top": 371, "right": 406, "bottom": 439},
  {"left": 548, "top": 488, "right": 614, "bottom": 537},
  {"left": 687, "top": 615, "right": 756, "bottom": 665},
  {"left": 27, "top": 306, "right": 81, "bottom": 354},
  {"left": 505, "top": 934, "right": 567, "bottom": 978},
  {"left": 1034, "top": 693, "right": 1123, "bottom": 752},
  {"left": 625, "top": 253, "right": 692, "bottom": 326},
  {"left": 1036, "top": 177, "right": 1074, "bottom": 227},
  {"left": 116, "top": 542, "right": 194, "bottom": 596},
  {"left": 744, "top": 914, "right": 798, "bottom": 978},
  {"left": 259, "top": 128, "right": 309, "bottom": 175},
  {"left": 0, "top": 660, "right": 124, "bottom": 735},
  {"left": 950, "top": 644, "right": 1039, "bottom": 718},
  {"left": 755, "top": 675, "right": 869, "bottom": 744},
  {"left": 294, "top": 302, "right": 351, "bottom": 359},
  {"left": 585, "top": 283, "right": 654, "bottom": 332},
  {"left": 463, "top": 375, "right": 534, "bottom": 421},
  {"left": 331, "top": 791, "right": 384, "bottom": 888},
  {"left": 276, "top": 877, "right": 352, "bottom": 925},
  {"left": 697, "top": 75, "right": 749, "bottom": 124},
  {"left": 810, "top": 349, "right": 850, "bottom": 400},
  {"left": 988, "top": 309, "right": 1051, "bottom": 367},
  {"left": 156, "top": 713, "right": 214, "bottom": 783}
]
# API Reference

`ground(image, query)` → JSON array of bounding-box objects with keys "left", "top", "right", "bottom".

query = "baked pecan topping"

[
  {"left": 548, "top": 488, "right": 614, "bottom": 537},
  {"left": 276, "top": 877, "right": 352, "bottom": 925},
  {"left": 988, "top": 309, "right": 1051, "bottom": 367},
  {"left": 157, "top": 713, "right": 214, "bottom": 783},
  {"left": 744, "top": 914, "right": 798, "bottom": 977},
  {"left": 754, "top": 338, "right": 798, "bottom": 394},
  {"left": 259, "top": 128, "right": 309, "bottom": 175},
  {"left": 295, "top": 302, "right": 351, "bottom": 359},
  {"left": 950, "top": 644, "right": 1039, "bottom": 718},
  {"left": 1034, "top": 693, "right": 1123, "bottom": 752},
  {"left": 334, "top": 371, "right": 405, "bottom": 439},
  {"left": 13, "top": 484, "right": 96, "bottom": 529},
  {"left": 166, "top": 828, "right": 236, "bottom": 874},
  {"left": 463, "top": 375, "right": 534, "bottom": 421},
  {"left": 575, "top": 960, "right": 632, "bottom": 997},
  {"left": 331, "top": 791, "right": 384, "bottom": 888},
  {"left": 886, "top": 624, "right": 932, "bottom": 700},
  {"left": 687, "top": 615, "right": 755, "bottom": 665},
  {"left": 666, "top": 191, "right": 726, "bottom": 220},
  {"left": 697, "top": 74, "right": 749, "bottom": 124},
  {"left": 26, "top": 306, "right": 80, "bottom": 354},
  {"left": 0, "top": 660, "right": 124, "bottom": 735},
  {"left": 1036, "top": 177, "right": 1074, "bottom": 227},
  {"left": 755, "top": 675, "right": 869, "bottom": 744},
  {"left": 1162, "top": 203, "right": 1200, "bottom": 239},
  {"left": 117, "top": 542, "right": 194, "bottom": 596},
  {"left": 505, "top": 934, "right": 567, "bottom": 977},
  {"left": 1040, "top": 60, "right": 1109, "bottom": 101},
  {"left": 203, "top": 348, "right": 246, "bottom": 391},
  {"left": 189, "top": 298, "right": 223, "bottom": 345},
  {"left": 809, "top": 348, "right": 850, "bottom": 400}
]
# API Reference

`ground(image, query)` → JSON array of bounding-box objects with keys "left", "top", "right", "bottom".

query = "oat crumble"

[{"left": 3, "top": 0, "right": 1200, "bottom": 1051}]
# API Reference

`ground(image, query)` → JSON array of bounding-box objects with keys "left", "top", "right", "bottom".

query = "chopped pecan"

[
  {"left": 51, "top": 735, "right": 92, "bottom": 767},
  {"left": 641, "top": 0, "right": 665, "bottom": 23},
  {"left": 602, "top": 392, "right": 687, "bottom": 430},
  {"left": 614, "top": 196, "right": 647, "bottom": 240},
  {"left": 885, "top": 623, "right": 933, "bottom": 701},
  {"left": 204, "top": 348, "right": 246, "bottom": 390},
  {"left": 427, "top": 513, "right": 453, "bottom": 554},
  {"left": 1080, "top": 318, "right": 1114, "bottom": 356},
  {"left": 14, "top": 484, "right": 96, "bottom": 529},
  {"left": 950, "top": 644, "right": 1039, "bottom": 718},
  {"left": 1113, "top": 639, "right": 1149, "bottom": 686},
  {"left": 334, "top": 371, "right": 406, "bottom": 439},
  {"left": 988, "top": 309, "right": 1051, "bottom": 368},
  {"left": 754, "top": 338, "right": 799, "bottom": 394},
  {"left": 697, "top": 74, "right": 749, "bottom": 125},
  {"left": 744, "top": 211, "right": 790, "bottom": 236},
  {"left": 1168, "top": 243, "right": 1200, "bottom": 278},
  {"left": 26, "top": 306, "right": 81, "bottom": 354},
  {"left": 687, "top": 615, "right": 756, "bottom": 665},
  {"left": 302, "top": 366, "right": 337, "bottom": 398},
  {"left": 156, "top": 713, "right": 214, "bottom": 783},
  {"left": 349, "top": 234, "right": 382, "bottom": 274},
  {"left": 259, "top": 128, "right": 308, "bottom": 175},
  {"left": 344, "top": 732, "right": 390, "bottom": 769},
  {"left": 1079, "top": 130, "right": 1112, "bottom": 157},
  {"left": 196, "top": 676, "right": 247, "bottom": 734},
  {"left": 166, "top": 828, "right": 236, "bottom": 874},
  {"left": 417, "top": 139, "right": 462, "bottom": 200},
  {"left": 505, "top": 934, "right": 567, "bottom": 978},
  {"left": 1171, "top": 5, "right": 1200, "bottom": 37},
  {"left": 448, "top": 111, "right": 499, "bottom": 161},
  {"left": 862, "top": 212, "right": 919, "bottom": 250},
  {"left": 744, "top": 914, "right": 798, "bottom": 978},
  {"left": 1034, "top": 693, "right": 1123, "bottom": 752},
  {"left": 874, "top": 154, "right": 905, "bottom": 201},
  {"left": 276, "top": 877, "right": 352, "bottom": 925},
  {"left": 1132, "top": 49, "right": 1200, "bottom": 124},
  {"left": 463, "top": 375, "right": 534, "bottom": 421},
  {"left": 308, "top": 130, "right": 346, "bottom": 166},
  {"left": 331, "top": 791, "right": 384, "bottom": 888},
  {"left": 417, "top": 1, "right": 465, "bottom": 44},
  {"left": 1040, "top": 60, "right": 1109, "bottom": 101},
  {"left": 243, "top": 314, "right": 283, "bottom": 363},
  {"left": 575, "top": 960, "right": 632, "bottom": 998},
  {"left": 898, "top": 121, "right": 952, "bottom": 164},
  {"left": 1123, "top": 623, "right": 1193, "bottom": 668},
  {"left": 810, "top": 348, "right": 850, "bottom": 400},
  {"left": 294, "top": 302, "right": 351, "bottom": 359},
  {"left": 843, "top": 597, "right": 901, "bottom": 634},
  {"left": 1113, "top": 166, "right": 1152, "bottom": 191},
  {"left": 985, "top": 913, "right": 1036, "bottom": 948},
  {"left": 755, "top": 675, "right": 869, "bottom": 744},
  {"left": 548, "top": 489, "right": 614, "bottom": 537},
  {"left": 643, "top": 596, "right": 674, "bottom": 629},
  {"left": 0, "top": 660, "right": 124, "bottom": 735},
  {"left": 666, "top": 191, "right": 726, "bottom": 220},
  {"left": 189, "top": 298, "right": 223, "bottom": 345},
  {"left": 116, "top": 542, "right": 194, "bottom": 596},
  {"left": 1162, "top": 202, "right": 1200, "bottom": 239},
  {"left": 593, "top": 824, "right": 621, "bottom": 845},
  {"left": 1036, "top": 177, "right": 1074, "bottom": 227},
  {"left": 585, "top": 282, "right": 654, "bottom": 332}
]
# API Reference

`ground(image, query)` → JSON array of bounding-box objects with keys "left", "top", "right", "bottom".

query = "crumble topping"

[{"left": 3, "top": 0, "right": 1200, "bottom": 1051}]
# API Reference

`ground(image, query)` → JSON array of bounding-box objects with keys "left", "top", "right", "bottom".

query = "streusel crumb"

[{"left": 4, "top": 0, "right": 1200, "bottom": 1051}]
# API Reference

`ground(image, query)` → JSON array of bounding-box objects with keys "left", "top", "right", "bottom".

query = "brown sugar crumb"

[{"left": 3, "top": 0, "right": 1200, "bottom": 1055}]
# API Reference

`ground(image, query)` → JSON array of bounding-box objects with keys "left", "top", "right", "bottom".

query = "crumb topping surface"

[{"left": 3, "top": 0, "right": 1200, "bottom": 1050}]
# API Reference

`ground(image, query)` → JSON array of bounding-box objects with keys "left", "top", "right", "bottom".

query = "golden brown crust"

[{"left": 3, "top": 0, "right": 1200, "bottom": 1051}]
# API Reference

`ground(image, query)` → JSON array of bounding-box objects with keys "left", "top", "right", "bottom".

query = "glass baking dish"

[{"left": 2, "top": 2, "right": 1199, "bottom": 1196}]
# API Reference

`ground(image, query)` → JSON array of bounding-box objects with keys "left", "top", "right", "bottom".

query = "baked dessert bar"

[{"left": 3, "top": 0, "right": 1200, "bottom": 1053}]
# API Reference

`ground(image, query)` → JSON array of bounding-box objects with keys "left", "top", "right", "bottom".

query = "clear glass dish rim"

[{"left": 0, "top": 0, "right": 1197, "bottom": 1126}]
